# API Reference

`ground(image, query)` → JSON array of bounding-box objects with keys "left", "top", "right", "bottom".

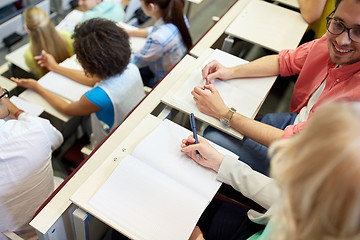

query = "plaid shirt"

[{"left": 132, "top": 18, "right": 188, "bottom": 83}]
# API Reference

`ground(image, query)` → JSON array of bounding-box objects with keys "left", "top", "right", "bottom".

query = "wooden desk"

[
  {"left": 189, "top": 0, "right": 250, "bottom": 58},
  {"left": 5, "top": 43, "right": 31, "bottom": 73},
  {"left": 30, "top": 55, "right": 198, "bottom": 239},
  {"left": 223, "top": 0, "right": 308, "bottom": 53}
]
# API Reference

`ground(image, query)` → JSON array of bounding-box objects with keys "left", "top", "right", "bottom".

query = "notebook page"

[
  {"left": 37, "top": 58, "right": 91, "bottom": 102},
  {"left": 88, "top": 154, "right": 208, "bottom": 240},
  {"left": 132, "top": 119, "right": 237, "bottom": 199}
]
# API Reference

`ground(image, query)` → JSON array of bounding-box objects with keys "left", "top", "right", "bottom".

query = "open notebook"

[
  {"left": 163, "top": 49, "right": 277, "bottom": 140},
  {"left": 37, "top": 56, "right": 92, "bottom": 102},
  {"left": 86, "top": 118, "right": 238, "bottom": 240}
]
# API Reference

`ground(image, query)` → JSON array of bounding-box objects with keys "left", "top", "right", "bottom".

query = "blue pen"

[{"left": 190, "top": 113, "right": 200, "bottom": 160}]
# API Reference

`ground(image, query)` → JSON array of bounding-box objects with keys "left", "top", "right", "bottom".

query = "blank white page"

[
  {"left": 10, "top": 96, "right": 44, "bottom": 116},
  {"left": 132, "top": 119, "right": 237, "bottom": 198},
  {"left": 88, "top": 154, "right": 208, "bottom": 240},
  {"left": 37, "top": 57, "right": 91, "bottom": 102}
]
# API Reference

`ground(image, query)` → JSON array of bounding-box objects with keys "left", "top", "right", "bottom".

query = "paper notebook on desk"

[
  {"left": 37, "top": 57, "right": 92, "bottom": 102},
  {"left": 85, "top": 118, "right": 237, "bottom": 240},
  {"left": 10, "top": 96, "right": 44, "bottom": 116},
  {"left": 162, "top": 49, "right": 277, "bottom": 140}
]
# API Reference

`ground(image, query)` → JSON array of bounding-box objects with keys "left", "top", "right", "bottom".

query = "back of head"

[
  {"left": 24, "top": 6, "right": 72, "bottom": 76},
  {"left": 269, "top": 102, "right": 360, "bottom": 240},
  {"left": 73, "top": 18, "right": 131, "bottom": 80},
  {"left": 143, "top": 0, "right": 192, "bottom": 50}
]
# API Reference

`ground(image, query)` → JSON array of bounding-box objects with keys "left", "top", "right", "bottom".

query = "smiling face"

[{"left": 326, "top": 0, "right": 360, "bottom": 66}]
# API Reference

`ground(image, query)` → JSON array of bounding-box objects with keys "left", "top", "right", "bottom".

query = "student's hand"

[
  {"left": 181, "top": 135, "right": 224, "bottom": 172},
  {"left": 191, "top": 84, "right": 229, "bottom": 120},
  {"left": 10, "top": 77, "right": 39, "bottom": 91},
  {"left": 202, "top": 60, "right": 233, "bottom": 84},
  {"left": 34, "top": 50, "right": 59, "bottom": 72}
]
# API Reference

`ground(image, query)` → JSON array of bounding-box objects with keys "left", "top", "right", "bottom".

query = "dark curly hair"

[{"left": 73, "top": 18, "right": 131, "bottom": 80}]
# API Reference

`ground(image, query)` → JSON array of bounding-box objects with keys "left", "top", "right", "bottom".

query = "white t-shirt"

[
  {"left": 293, "top": 79, "right": 326, "bottom": 125},
  {"left": 0, "top": 113, "right": 63, "bottom": 239}
]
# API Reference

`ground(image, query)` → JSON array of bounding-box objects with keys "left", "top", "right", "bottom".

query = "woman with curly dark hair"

[{"left": 12, "top": 19, "right": 145, "bottom": 147}]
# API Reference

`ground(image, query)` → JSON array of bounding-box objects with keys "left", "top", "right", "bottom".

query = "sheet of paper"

[
  {"left": 56, "top": 9, "right": 84, "bottom": 32},
  {"left": 87, "top": 119, "right": 238, "bottom": 240},
  {"left": 37, "top": 57, "right": 91, "bottom": 102},
  {"left": 132, "top": 119, "right": 237, "bottom": 198},
  {"left": 10, "top": 96, "right": 44, "bottom": 116},
  {"left": 88, "top": 155, "right": 208, "bottom": 240}
]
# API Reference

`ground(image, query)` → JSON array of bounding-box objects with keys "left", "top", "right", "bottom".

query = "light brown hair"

[
  {"left": 24, "top": 6, "right": 72, "bottom": 76},
  {"left": 268, "top": 102, "right": 360, "bottom": 240}
]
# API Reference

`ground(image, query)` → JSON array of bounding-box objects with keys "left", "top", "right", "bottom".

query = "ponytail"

[{"left": 144, "top": 0, "right": 192, "bottom": 50}]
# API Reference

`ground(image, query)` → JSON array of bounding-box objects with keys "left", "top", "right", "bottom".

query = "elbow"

[{"left": 302, "top": 15, "right": 318, "bottom": 24}]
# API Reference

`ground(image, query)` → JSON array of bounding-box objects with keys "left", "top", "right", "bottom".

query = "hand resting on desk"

[
  {"left": 202, "top": 60, "right": 235, "bottom": 84},
  {"left": 181, "top": 135, "right": 224, "bottom": 172},
  {"left": 191, "top": 84, "right": 229, "bottom": 120}
]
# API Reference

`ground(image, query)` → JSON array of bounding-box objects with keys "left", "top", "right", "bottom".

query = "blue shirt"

[
  {"left": 84, "top": 87, "right": 114, "bottom": 128},
  {"left": 132, "top": 18, "right": 188, "bottom": 84}
]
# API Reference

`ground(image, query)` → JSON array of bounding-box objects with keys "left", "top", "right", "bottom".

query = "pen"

[
  {"left": 190, "top": 113, "right": 200, "bottom": 160},
  {"left": 202, "top": 78, "right": 206, "bottom": 90}
]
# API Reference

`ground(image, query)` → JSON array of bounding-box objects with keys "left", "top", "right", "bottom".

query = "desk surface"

[
  {"left": 225, "top": 0, "right": 308, "bottom": 52},
  {"left": 5, "top": 43, "right": 30, "bottom": 73},
  {"left": 30, "top": 54, "right": 198, "bottom": 235},
  {"left": 189, "top": 0, "right": 250, "bottom": 58}
]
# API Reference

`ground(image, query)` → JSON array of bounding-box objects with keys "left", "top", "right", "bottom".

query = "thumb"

[{"left": 204, "top": 84, "right": 218, "bottom": 94}]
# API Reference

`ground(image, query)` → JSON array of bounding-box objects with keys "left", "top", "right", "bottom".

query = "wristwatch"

[{"left": 220, "top": 107, "right": 236, "bottom": 128}]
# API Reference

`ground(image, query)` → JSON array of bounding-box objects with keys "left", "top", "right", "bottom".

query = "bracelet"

[{"left": 14, "top": 109, "right": 24, "bottom": 119}]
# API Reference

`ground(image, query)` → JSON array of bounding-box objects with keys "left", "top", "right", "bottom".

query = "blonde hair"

[
  {"left": 24, "top": 7, "right": 72, "bottom": 76},
  {"left": 268, "top": 102, "right": 360, "bottom": 240}
]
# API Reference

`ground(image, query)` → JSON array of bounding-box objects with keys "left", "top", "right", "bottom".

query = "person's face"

[
  {"left": 78, "top": 0, "right": 101, "bottom": 11},
  {"left": 140, "top": 0, "right": 151, "bottom": 17},
  {"left": 326, "top": 0, "right": 360, "bottom": 66},
  {"left": 0, "top": 87, "right": 9, "bottom": 119}
]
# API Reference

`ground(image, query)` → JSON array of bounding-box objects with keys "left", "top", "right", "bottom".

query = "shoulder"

[{"left": 150, "top": 22, "right": 179, "bottom": 42}]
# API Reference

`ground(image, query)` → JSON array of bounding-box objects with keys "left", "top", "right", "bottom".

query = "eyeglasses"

[
  {"left": 0, "top": 89, "right": 9, "bottom": 100},
  {"left": 326, "top": 11, "right": 360, "bottom": 43}
]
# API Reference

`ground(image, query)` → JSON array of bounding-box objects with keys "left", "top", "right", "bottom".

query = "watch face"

[{"left": 220, "top": 118, "right": 230, "bottom": 128}]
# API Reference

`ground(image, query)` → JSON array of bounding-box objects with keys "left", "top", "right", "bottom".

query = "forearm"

[
  {"left": 298, "top": 0, "right": 327, "bottom": 24},
  {"left": 230, "top": 55, "right": 280, "bottom": 79},
  {"left": 230, "top": 113, "right": 284, "bottom": 147},
  {"left": 127, "top": 28, "right": 147, "bottom": 38},
  {"left": 52, "top": 65, "right": 96, "bottom": 86},
  {"left": 33, "top": 84, "right": 73, "bottom": 115}
]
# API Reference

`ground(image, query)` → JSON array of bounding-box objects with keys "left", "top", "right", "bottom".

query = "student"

[
  {"left": 12, "top": 19, "right": 145, "bottom": 148},
  {"left": 127, "top": 0, "right": 192, "bottom": 87},
  {"left": 191, "top": 0, "right": 360, "bottom": 175},
  {"left": 78, "top": 0, "right": 125, "bottom": 23},
  {"left": 183, "top": 102, "right": 360, "bottom": 240},
  {"left": 0, "top": 87, "right": 63, "bottom": 239},
  {"left": 23, "top": 6, "right": 74, "bottom": 78},
  {"left": 299, "top": 0, "right": 336, "bottom": 39}
]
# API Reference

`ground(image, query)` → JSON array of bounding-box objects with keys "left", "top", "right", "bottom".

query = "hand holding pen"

[
  {"left": 190, "top": 113, "right": 200, "bottom": 160},
  {"left": 180, "top": 132, "right": 224, "bottom": 172},
  {"left": 34, "top": 50, "right": 58, "bottom": 71},
  {"left": 201, "top": 60, "right": 233, "bottom": 83}
]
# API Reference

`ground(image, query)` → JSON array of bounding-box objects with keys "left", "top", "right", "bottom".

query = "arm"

[
  {"left": 11, "top": 77, "right": 100, "bottom": 116},
  {"left": 192, "top": 84, "right": 284, "bottom": 147},
  {"left": 126, "top": 28, "right": 147, "bottom": 38},
  {"left": 202, "top": 55, "right": 279, "bottom": 84},
  {"left": 298, "top": 0, "right": 328, "bottom": 24},
  {"left": 35, "top": 50, "right": 97, "bottom": 87},
  {"left": 181, "top": 135, "right": 279, "bottom": 209}
]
